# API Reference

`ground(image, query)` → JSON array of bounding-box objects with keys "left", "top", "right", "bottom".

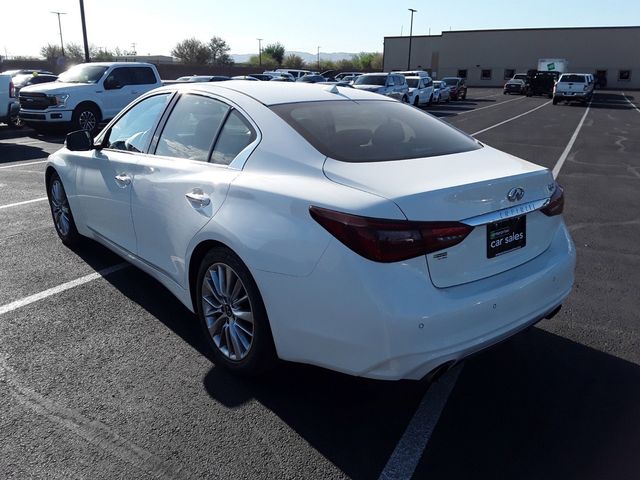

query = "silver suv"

[{"left": 352, "top": 73, "right": 409, "bottom": 102}]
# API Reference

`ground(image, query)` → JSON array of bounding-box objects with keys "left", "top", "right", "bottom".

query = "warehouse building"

[{"left": 383, "top": 26, "right": 640, "bottom": 89}]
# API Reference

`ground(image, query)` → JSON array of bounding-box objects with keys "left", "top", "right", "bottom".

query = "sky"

[{"left": 1, "top": 0, "right": 639, "bottom": 58}]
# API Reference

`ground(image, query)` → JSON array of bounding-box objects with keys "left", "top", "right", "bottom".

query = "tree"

[
  {"left": 65, "top": 43, "right": 86, "bottom": 62},
  {"left": 352, "top": 52, "right": 383, "bottom": 72},
  {"left": 171, "top": 38, "right": 210, "bottom": 64},
  {"left": 41, "top": 44, "right": 62, "bottom": 61},
  {"left": 208, "top": 36, "right": 233, "bottom": 65},
  {"left": 263, "top": 42, "right": 285, "bottom": 66},
  {"left": 282, "top": 53, "right": 305, "bottom": 69},
  {"left": 248, "top": 54, "right": 277, "bottom": 70},
  {"left": 336, "top": 58, "right": 357, "bottom": 72},
  {"left": 92, "top": 48, "right": 114, "bottom": 62}
]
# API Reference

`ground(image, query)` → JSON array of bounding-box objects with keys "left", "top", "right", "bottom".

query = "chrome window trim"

[{"left": 461, "top": 198, "right": 550, "bottom": 227}]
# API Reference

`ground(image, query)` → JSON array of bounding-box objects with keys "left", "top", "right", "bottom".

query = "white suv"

[
  {"left": 19, "top": 62, "right": 161, "bottom": 132},
  {"left": 553, "top": 73, "right": 593, "bottom": 105}
]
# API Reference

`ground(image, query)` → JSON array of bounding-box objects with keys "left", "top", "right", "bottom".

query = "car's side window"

[
  {"left": 132, "top": 67, "right": 157, "bottom": 85},
  {"left": 107, "top": 67, "right": 133, "bottom": 88},
  {"left": 105, "top": 93, "right": 171, "bottom": 153},
  {"left": 211, "top": 110, "right": 257, "bottom": 165},
  {"left": 155, "top": 94, "right": 229, "bottom": 162}
]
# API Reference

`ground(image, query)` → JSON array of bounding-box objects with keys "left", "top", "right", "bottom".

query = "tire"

[
  {"left": 461, "top": 91, "right": 467, "bottom": 100},
  {"left": 47, "top": 172, "right": 82, "bottom": 247},
  {"left": 401, "top": 95, "right": 409, "bottom": 103},
  {"left": 413, "top": 96, "right": 420, "bottom": 107},
  {"left": 427, "top": 94, "right": 433, "bottom": 106},
  {"left": 72, "top": 104, "right": 100, "bottom": 133},
  {"left": 8, "top": 114, "right": 23, "bottom": 129},
  {"left": 196, "top": 247, "right": 277, "bottom": 376},
  {"left": 552, "top": 97, "right": 559, "bottom": 105}
]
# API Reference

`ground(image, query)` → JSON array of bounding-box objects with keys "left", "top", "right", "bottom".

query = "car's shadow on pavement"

[
  {"left": 415, "top": 326, "right": 640, "bottom": 480},
  {"left": 90, "top": 251, "right": 640, "bottom": 480}
]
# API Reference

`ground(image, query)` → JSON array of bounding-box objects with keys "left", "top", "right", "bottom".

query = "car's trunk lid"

[{"left": 323, "top": 146, "right": 559, "bottom": 287}]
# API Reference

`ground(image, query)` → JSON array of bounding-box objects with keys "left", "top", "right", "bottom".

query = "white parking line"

[
  {"left": 456, "top": 95, "right": 526, "bottom": 116},
  {"left": 471, "top": 100, "right": 552, "bottom": 136},
  {"left": 378, "top": 365, "right": 462, "bottom": 480},
  {"left": 0, "top": 263, "right": 128, "bottom": 316},
  {"left": 622, "top": 92, "right": 640, "bottom": 113},
  {"left": 0, "top": 160, "right": 48, "bottom": 169},
  {"left": 552, "top": 100, "right": 592, "bottom": 178},
  {"left": 0, "top": 197, "right": 48, "bottom": 210}
]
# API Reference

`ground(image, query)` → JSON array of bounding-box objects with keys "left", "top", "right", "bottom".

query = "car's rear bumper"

[
  {"left": 554, "top": 92, "right": 590, "bottom": 100},
  {"left": 255, "top": 221, "right": 576, "bottom": 380}
]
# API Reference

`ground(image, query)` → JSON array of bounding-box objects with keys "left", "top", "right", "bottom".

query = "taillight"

[
  {"left": 9, "top": 81, "right": 15, "bottom": 98},
  {"left": 540, "top": 183, "right": 564, "bottom": 217},
  {"left": 309, "top": 206, "right": 474, "bottom": 262}
]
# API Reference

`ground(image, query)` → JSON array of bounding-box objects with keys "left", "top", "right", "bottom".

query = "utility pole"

[
  {"left": 317, "top": 46, "right": 320, "bottom": 71},
  {"left": 79, "top": 0, "right": 90, "bottom": 62},
  {"left": 257, "top": 38, "right": 263, "bottom": 66},
  {"left": 407, "top": 8, "right": 417, "bottom": 70},
  {"left": 51, "top": 11, "right": 67, "bottom": 57}
]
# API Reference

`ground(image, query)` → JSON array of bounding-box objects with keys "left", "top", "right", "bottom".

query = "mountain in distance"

[{"left": 231, "top": 51, "right": 357, "bottom": 64}]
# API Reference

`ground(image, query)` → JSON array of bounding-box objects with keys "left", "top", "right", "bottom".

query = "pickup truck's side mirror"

[
  {"left": 104, "top": 78, "right": 122, "bottom": 90},
  {"left": 66, "top": 130, "right": 93, "bottom": 151}
]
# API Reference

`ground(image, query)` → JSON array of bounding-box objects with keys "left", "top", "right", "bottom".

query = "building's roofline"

[{"left": 384, "top": 25, "right": 640, "bottom": 40}]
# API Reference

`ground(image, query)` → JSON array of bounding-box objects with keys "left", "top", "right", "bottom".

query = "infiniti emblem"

[{"left": 507, "top": 187, "right": 525, "bottom": 202}]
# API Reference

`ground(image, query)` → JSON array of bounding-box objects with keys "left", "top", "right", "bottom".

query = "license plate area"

[{"left": 487, "top": 215, "right": 526, "bottom": 258}]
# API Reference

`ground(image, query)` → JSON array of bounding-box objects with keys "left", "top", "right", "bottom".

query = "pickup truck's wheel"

[
  {"left": 552, "top": 97, "right": 559, "bottom": 105},
  {"left": 8, "top": 114, "right": 23, "bottom": 128},
  {"left": 72, "top": 105, "right": 100, "bottom": 133},
  {"left": 47, "top": 172, "right": 82, "bottom": 247},
  {"left": 196, "top": 247, "right": 277, "bottom": 376}
]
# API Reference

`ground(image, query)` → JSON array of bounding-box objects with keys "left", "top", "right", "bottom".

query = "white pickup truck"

[
  {"left": 19, "top": 62, "right": 161, "bottom": 132},
  {"left": 0, "top": 74, "right": 19, "bottom": 126},
  {"left": 553, "top": 73, "right": 594, "bottom": 105}
]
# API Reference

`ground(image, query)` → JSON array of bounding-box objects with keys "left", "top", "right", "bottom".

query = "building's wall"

[{"left": 384, "top": 27, "right": 640, "bottom": 89}]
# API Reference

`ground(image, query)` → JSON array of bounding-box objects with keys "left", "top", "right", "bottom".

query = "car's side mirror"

[
  {"left": 104, "top": 78, "right": 122, "bottom": 90},
  {"left": 66, "top": 130, "right": 93, "bottom": 151}
]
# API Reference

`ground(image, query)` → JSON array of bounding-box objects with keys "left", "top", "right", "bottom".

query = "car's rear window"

[
  {"left": 560, "top": 74, "right": 586, "bottom": 83},
  {"left": 270, "top": 100, "right": 481, "bottom": 162}
]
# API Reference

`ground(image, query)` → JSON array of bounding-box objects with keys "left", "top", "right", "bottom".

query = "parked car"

[
  {"left": 441, "top": 77, "right": 467, "bottom": 100},
  {"left": 176, "top": 75, "right": 231, "bottom": 83},
  {"left": 524, "top": 70, "right": 559, "bottom": 98},
  {"left": 432, "top": 81, "right": 451, "bottom": 103},
  {"left": 512, "top": 73, "right": 528, "bottom": 82},
  {"left": 248, "top": 73, "right": 277, "bottom": 81},
  {"left": 503, "top": 78, "right": 526, "bottom": 95},
  {"left": 12, "top": 73, "right": 58, "bottom": 94},
  {"left": 335, "top": 72, "right": 362, "bottom": 81},
  {"left": 0, "top": 74, "right": 20, "bottom": 127},
  {"left": 1, "top": 69, "right": 54, "bottom": 77},
  {"left": 19, "top": 62, "right": 162, "bottom": 133},
  {"left": 47, "top": 81, "right": 575, "bottom": 380},
  {"left": 263, "top": 71, "right": 296, "bottom": 82},
  {"left": 405, "top": 76, "right": 434, "bottom": 106},
  {"left": 275, "top": 68, "right": 312, "bottom": 80},
  {"left": 297, "top": 74, "right": 327, "bottom": 83},
  {"left": 352, "top": 73, "right": 409, "bottom": 102},
  {"left": 553, "top": 73, "right": 593, "bottom": 105}
]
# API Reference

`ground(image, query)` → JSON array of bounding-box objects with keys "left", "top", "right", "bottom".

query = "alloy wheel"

[
  {"left": 78, "top": 110, "right": 97, "bottom": 131},
  {"left": 201, "top": 263, "right": 254, "bottom": 361},
  {"left": 50, "top": 179, "right": 71, "bottom": 237}
]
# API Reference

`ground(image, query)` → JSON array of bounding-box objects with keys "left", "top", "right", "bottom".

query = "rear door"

[
  {"left": 131, "top": 93, "right": 258, "bottom": 287},
  {"left": 557, "top": 74, "right": 588, "bottom": 95}
]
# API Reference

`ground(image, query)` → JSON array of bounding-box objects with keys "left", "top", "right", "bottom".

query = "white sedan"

[
  {"left": 433, "top": 80, "right": 451, "bottom": 103},
  {"left": 46, "top": 82, "right": 575, "bottom": 380}
]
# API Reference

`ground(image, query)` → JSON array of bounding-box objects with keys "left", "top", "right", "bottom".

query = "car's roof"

[
  {"left": 73, "top": 62, "right": 154, "bottom": 67},
  {"left": 162, "top": 80, "right": 395, "bottom": 106}
]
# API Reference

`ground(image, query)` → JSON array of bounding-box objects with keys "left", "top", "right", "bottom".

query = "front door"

[{"left": 75, "top": 92, "right": 172, "bottom": 252}]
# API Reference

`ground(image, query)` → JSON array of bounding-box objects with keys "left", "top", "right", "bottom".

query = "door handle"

[
  {"left": 185, "top": 189, "right": 211, "bottom": 207},
  {"left": 114, "top": 173, "right": 131, "bottom": 187}
]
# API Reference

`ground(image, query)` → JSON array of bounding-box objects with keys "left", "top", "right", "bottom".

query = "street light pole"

[
  {"left": 317, "top": 46, "right": 320, "bottom": 71},
  {"left": 407, "top": 8, "right": 417, "bottom": 70},
  {"left": 257, "top": 38, "right": 263, "bottom": 66},
  {"left": 79, "top": 0, "right": 90, "bottom": 62},
  {"left": 51, "top": 11, "right": 66, "bottom": 57}
]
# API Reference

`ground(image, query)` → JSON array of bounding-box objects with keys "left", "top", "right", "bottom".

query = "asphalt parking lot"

[{"left": 1, "top": 87, "right": 639, "bottom": 479}]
